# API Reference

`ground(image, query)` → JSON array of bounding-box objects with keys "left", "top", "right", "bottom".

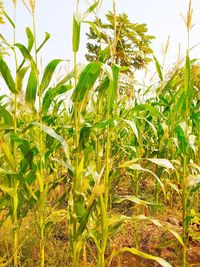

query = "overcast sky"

[{"left": 1, "top": 0, "right": 200, "bottom": 75}]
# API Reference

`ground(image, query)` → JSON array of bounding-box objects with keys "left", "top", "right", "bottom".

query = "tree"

[{"left": 85, "top": 11, "right": 155, "bottom": 72}]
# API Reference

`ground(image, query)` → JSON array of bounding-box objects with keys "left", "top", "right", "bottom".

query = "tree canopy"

[{"left": 85, "top": 11, "right": 155, "bottom": 72}]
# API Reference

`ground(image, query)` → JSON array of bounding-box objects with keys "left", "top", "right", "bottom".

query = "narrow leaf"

[
  {"left": 0, "top": 105, "right": 13, "bottom": 126},
  {"left": 72, "top": 12, "right": 81, "bottom": 53},
  {"left": 36, "top": 32, "right": 50, "bottom": 53},
  {"left": 147, "top": 158, "right": 175, "bottom": 169},
  {"left": 26, "top": 27, "right": 34, "bottom": 52},
  {"left": 113, "top": 247, "right": 172, "bottom": 267},
  {"left": 31, "top": 122, "right": 72, "bottom": 171},
  {"left": 40, "top": 59, "right": 62, "bottom": 95},
  {"left": 153, "top": 55, "right": 163, "bottom": 81},
  {"left": 72, "top": 62, "right": 101, "bottom": 102},
  {"left": 123, "top": 119, "right": 138, "bottom": 139},
  {"left": 0, "top": 57, "right": 17, "bottom": 93},
  {"left": 82, "top": 1, "right": 99, "bottom": 20},
  {"left": 17, "top": 66, "right": 29, "bottom": 92},
  {"left": 42, "top": 85, "right": 72, "bottom": 113},
  {"left": 25, "top": 69, "right": 37, "bottom": 109},
  {"left": 132, "top": 104, "right": 162, "bottom": 117}
]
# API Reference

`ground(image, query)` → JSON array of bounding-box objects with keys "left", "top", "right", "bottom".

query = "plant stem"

[
  {"left": 12, "top": 1, "right": 19, "bottom": 265},
  {"left": 71, "top": 50, "right": 79, "bottom": 267},
  {"left": 31, "top": 9, "right": 45, "bottom": 267}
]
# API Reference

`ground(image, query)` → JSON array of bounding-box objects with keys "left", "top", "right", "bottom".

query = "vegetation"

[
  {"left": 0, "top": 0, "right": 199, "bottom": 267},
  {"left": 85, "top": 11, "right": 155, "bottom": 71}
]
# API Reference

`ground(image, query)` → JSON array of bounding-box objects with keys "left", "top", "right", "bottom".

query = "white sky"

[{"left": 1, "top": 0, "right": 200, "bottom": 78}]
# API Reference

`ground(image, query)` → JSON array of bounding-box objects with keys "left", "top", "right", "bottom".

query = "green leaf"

[
  {"left": 26, "top": 27, "right": 34, "bottom": 52},
  {"left": 153, "top": 55, "right": 163, "bottom": 81},
  {"left": 36, "top": 32, "right": 50, "bottom": 53},
  {"left": 40, "top": 59, "right": 63, "bottom": 95},
  {"left": 132, "top": 104, "right": 162, "bottom": 117},
  {"left": 75, "top": 201, "right": 95, "bottom": 239},
  {"left": 98, "top": 46, "right": 111, "bottom": 63},
  {"left": 0, "top": 34, "right": 11, "bottom": 47},
  {"left": 108, "top": 65, "right": 119, "bottom": 111},
  {"left": 72, "top": 62, "right": 101, "bottom": 102},
  {"left": 25, "top": 69, "right": 37, "bottom": 109},
  {"left": 0, "top": 105, "right": 13, "bottom": 126},
  {"left": 173, "top": 92, "right": 185, "bottom": 114},
  {"left": 185, "top": 53, "right": 191, "bottom": 94},
  {"left": 31, "top": 122, "right": 72, "bottom": 171},
  {"left": 0, "top": 139, "right": 15, "bottom": 169},
  {"left": 0, "top": 57, "right": 17, "bottom": 93},
  {"left": 55, "top": 63, "right": 84, "bottom": 89},
  {"left": 82, "top": 1, "right": 99, "bottom": 20},
  {"left": 2, "top": 10, "right": 15, "bottom": 28},
  {"left": 162, "top": 72, "right": 177, "bottom": 94},
  {"left": 175, "top": 122, "right": 188, "bottom": 154},
  {"left": 42, "top": 85, "right": 72, "bottom": 113},
  {"left": 15, "top": 43, "right": 36, "bottom": 70},
  {"left": 17, "top": 66, "right": 29, "bottom": 92},
  {"left": 72, "top": 12, "right": 81, "bottom": 53},
  {"left": 93, "top": 119, "right": 115, "bottom": 129}
]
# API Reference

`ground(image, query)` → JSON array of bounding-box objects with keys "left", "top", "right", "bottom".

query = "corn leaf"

[
  {"left": 82, "top": 1, "right": 99, "bottom": 20},
  {"left": 36, "top": 32, "right": 50, "bottom": 53},
  {"left": 31, "top": 122, "right": 72, "bottom": 171},
  {"left": 153, "top": 55, "right": 163, "bottom": 81},
  {"left": 0, "top": 57, "right": 17, "bottom": 94},
  {"left": 72, "top": 62, "right": 101, "bottom": 102},
  {"left": 2, "top": 10, "right": 15, "bottom": 28},
  {"left": 128, "top": 164, "right": 166, "bottom": 197},
  {"left": 147, "top": 158, "right": 175, "bottom": 169},
  {"left": 72, "top": 12, "right": 81, "bottom": 53},
  {"left": 132, "top": 104, "right": 162, "bottom": 117},
  {"left": 15, "top": 43, "right": 36, "bottom": 70},
  {"left": 40, "top": 59, "right": 63, "bottom": 95},
  {"left": 0, "top": 140, "right": 15, "bottom": 169},
  {"left": 25, "top": 68, "right": 37, "bottom": 109},
  {"left": 115, "top": 195, "right": 154, "bottom": 206},
  {"left": 75, "top": 200, "right": 95, "bottom": 239},
  {"left": 169, "top": 230, "right": 184, "bottom": 246},
  {"left": 17, "top": 66, "right": 29, "bottom": 92},
  {"left": 108, "top": 65, "right": 119, "bottom": 111},
  {"left": 98, "top": 46, "right": 111, "bottom": 63},
  {"left": 123, "top": 119, "right": 139, "bottom": 139},
  {"left": 0, "top": 105, "right": 13, "bottom": 126},
  {"left": 42, "top": 85, "right": 72, "bottom": 113},
  {"left": 112, "top": 247, "right": 172, "bottom": 267},
  {"left": 26, "top": 27, "right": 34, "bottom": 52}
]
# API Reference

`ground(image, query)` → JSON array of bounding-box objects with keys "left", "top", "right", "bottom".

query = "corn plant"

[{"left": 0, "top": 0, "right": 199, "bottom": 267}]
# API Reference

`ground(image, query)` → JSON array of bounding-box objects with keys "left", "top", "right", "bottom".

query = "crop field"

[{"left": 0, "top": 0, "right": 199, "bottom": 266}]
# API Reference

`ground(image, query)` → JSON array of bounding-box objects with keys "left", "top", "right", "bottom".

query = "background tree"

[{"left": 85, "top": 11, "right": 155, "bottom": 72}]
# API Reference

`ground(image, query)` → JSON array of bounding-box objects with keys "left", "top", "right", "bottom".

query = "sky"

[{"left": 1, "top": 0, "right": 200, "bottom": 79}]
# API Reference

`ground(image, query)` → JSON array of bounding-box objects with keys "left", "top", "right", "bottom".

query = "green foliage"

[
  {"left": 0, "top": 1, "right": 199, "bottom": 267},
  {"left": 85, "top": 11, "right": 155, "bottom": 71}
]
